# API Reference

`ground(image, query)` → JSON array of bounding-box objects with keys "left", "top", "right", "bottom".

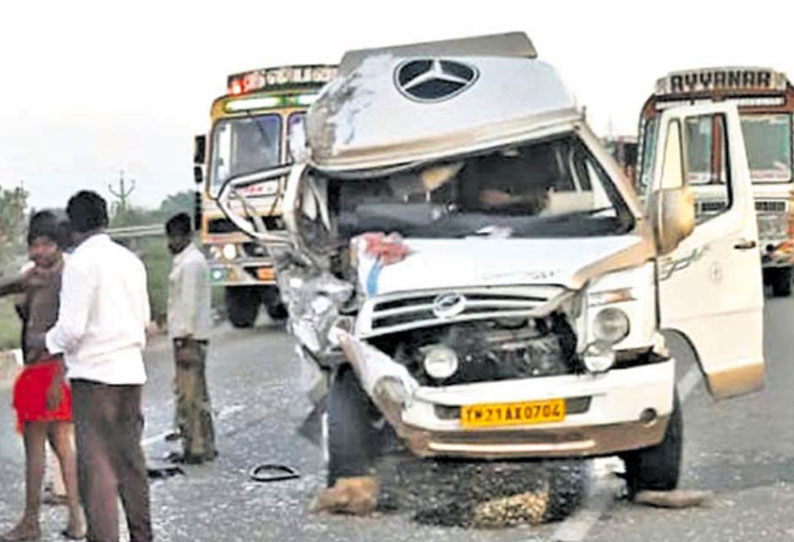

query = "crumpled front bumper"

[{"left": 336, "top": 331, "right": 673, "bottom": 460}]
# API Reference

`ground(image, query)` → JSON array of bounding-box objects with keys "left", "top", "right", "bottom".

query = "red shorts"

[{"left": 12, "top": 359, "right": 72, "bottom": 433}]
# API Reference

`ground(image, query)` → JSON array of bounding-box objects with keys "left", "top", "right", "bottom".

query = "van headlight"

[
  {"left": 583, "top": 341, "right": 616, "bottom": 373},
  {"left": 222, "top": 243, "right": 238, "bottom": 260},
  {"left": 593, "top": 307, "right": 630, "bottom": 344},
  {"left": 423, "top": 346, "right": 459, "bottom": 380}
]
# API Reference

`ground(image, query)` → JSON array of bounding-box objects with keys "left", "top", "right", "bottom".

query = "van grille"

[{"left": 361, "top": 286, "right": 570, "bottom": 337}]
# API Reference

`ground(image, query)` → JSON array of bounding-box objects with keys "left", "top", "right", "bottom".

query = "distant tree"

[
  {"left": 160, "top": 190, "right": 195, "bottom": 221},
  {"left": 0, "top": 183, "right": 28, "bottom": 268}
]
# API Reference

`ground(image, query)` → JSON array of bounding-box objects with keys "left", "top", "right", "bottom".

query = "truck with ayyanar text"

[{"left": 639, "top": 67, "right": 794, "bottom": 296}]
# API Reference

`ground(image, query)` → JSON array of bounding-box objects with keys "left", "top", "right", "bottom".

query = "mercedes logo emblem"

[
  {"left": 395, "top": 59, "right": 479, "bottom": 103},
  {"left": 432, "top": 292, "right": 467, "bottom": 319}
]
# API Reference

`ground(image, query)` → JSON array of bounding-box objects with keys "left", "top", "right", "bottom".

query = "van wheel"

[
  {"left": 326, "top": 365, "right": 378, "bottom": 486},
  {"left": 620, "top": 392, "right": 682, "bottom": 498},
  {"left": 770, "top": 267, "right": 792, "bottom": 297}
]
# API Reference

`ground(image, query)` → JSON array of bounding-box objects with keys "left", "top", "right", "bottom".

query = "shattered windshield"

[
  {"left": 740, "top": 114, "right": 792, "bottom": 183},
  {"left": 315, "top": 135, "right": 633, "bottom": 239},
  {"left": 209, "top": 114, "right": 282, "bottom": 193}
]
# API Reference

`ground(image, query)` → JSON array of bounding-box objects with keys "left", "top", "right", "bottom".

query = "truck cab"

[
  {"left": 194, "top": 65, "right": 337, "bottom": 327},
  {"left": 639, "top": 67, "right": 794, "bottom": 296}
]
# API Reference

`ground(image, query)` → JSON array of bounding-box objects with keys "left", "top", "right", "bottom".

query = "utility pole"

[{"left": 108, "top": 170, "right": 136, "bottom": 214}]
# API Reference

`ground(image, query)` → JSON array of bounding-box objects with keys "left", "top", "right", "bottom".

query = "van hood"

[{"left": 357, "top": 235, "right": 652, "bottom": 296}]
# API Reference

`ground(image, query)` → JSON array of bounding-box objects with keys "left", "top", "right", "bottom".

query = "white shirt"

[
  {"left": 46, "top": 234, "right": 150, "bottom": 385},
  {"left": 167, "top": 243, "right": 212, "bottom": 341}
]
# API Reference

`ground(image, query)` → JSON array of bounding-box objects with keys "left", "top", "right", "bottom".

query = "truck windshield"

[
  {"left": 318, "top": 135, "right": 633, "bottom": 239},
  {"left": 210, "top": 114, "right": 282, "bottom": 193},
  {"left": 741, "top": 114, "right": 792, "bottom": 183}
]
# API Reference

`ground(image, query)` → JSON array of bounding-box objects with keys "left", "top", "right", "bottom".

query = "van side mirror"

[
  {"left": 194, "top": 135, "right": 206, "bottom": 165},
  {"left": 648, "top": 186, "right": 695, "bottom": 254},
  {"left": 193, "top": 165, "right": 203, "bottom": 185}
]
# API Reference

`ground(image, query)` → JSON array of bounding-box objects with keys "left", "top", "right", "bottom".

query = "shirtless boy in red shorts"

[{"left": 0, "top": 211, "right": 83, "bottom": 541}]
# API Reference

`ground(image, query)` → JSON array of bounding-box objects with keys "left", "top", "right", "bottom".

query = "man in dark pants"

[
  {"left": 43, "top": 191, "right": 152, "bottom": 542},
  {"left": 165, "top": 213, "right": 216, "bottom": 464}
]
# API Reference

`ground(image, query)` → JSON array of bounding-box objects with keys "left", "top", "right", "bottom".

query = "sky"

[{"left": 2, "top": 0, "right": 793, "bottom": 210}]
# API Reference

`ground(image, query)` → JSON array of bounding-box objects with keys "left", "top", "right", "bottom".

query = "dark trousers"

[
  {"left": 71, "top": 379, "right": 152, "bottom": 542},
  {"left": 174, "top": 338, "right": 216, "bottom": 459}
]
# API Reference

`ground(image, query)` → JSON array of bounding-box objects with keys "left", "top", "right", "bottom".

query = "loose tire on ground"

[
  {"left": 225, "top": 286, "right": 260, "bottom": 328},
  {"left": 326, "top": 365, "right": 378, "bottom": 486},
  {"left": 620, "top": 391, "right": 682, "bottom": 497}
]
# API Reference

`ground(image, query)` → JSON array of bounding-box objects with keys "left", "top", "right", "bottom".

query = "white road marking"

[
  {"left": 547, "top": 365, "right": 701, "bottom": 541},
  {"left": 677, "top": 364, "right": 702, "bottom": 402},
  {"left": 141, "top": 404, "right": 246, "bottom": 448},
  {"left": 551, "top": 477, "right": 622, "bottom": 542}
]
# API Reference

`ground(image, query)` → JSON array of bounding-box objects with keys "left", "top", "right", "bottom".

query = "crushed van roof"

[
  {"left": 305, "top": 54, "right": 579, "bottom": 171},
  {"left": 338, "top": 32, "right": 537, "bottom": 77}
]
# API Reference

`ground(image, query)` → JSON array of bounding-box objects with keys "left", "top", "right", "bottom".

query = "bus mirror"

[
  {"left": 193, "top": 166, "right": 203, "bottom": 185},
  {"left": 194, "top": 135, "right": 206, "bottom": 165}
]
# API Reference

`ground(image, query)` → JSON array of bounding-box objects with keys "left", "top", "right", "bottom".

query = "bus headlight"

[
  {"left": 222, "top": 243, "right": 237, "bottom": 261},
  {"left": 593, "top": 308, "right": 630, "bottom": 344}
]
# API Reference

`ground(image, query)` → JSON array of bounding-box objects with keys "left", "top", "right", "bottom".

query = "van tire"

[
  {"left": 326, "top": 365, "right": 377, "bottom": 486},
  {"left": 620, "top": 391, "right": 682, "bottom": 498},
  {"left": 770, "top": 267, "right": 792, "bottom": 297}
]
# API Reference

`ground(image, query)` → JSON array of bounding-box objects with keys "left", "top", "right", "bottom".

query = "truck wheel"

[
  {"left": 225, "top": 286, "right": 260, "bottom": 328},
  {"left": 620, "top": 391, "right": 682, "bottom": 497},
  {"left": 326, "top": 365, "right": 378, "bottom": 486},
  {"left": 771, "top": 267, "right": 792, "bottom": 297},
  {"left": 261, "top": 286, "right": 289, "bottom": 321}
]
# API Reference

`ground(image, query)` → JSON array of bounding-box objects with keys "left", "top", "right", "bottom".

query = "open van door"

[{"left": 644, "top": 103, "right": 764, "bottom": 399}]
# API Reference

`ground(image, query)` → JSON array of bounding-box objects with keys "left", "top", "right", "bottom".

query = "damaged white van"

[{"left": 218, "top": 33, "right": 765, "bottom": 498}]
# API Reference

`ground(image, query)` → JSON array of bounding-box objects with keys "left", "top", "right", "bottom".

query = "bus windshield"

[
  {"left": 741, "top": 114, "right": 792, "bottom": 183},
  {"left": 210, "top": 114, "right": 282, "bottom": 193}
]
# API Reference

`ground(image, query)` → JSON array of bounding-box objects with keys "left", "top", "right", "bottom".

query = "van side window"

[{"left": 683, "top": 114, "right": 731, "bottom": 222}]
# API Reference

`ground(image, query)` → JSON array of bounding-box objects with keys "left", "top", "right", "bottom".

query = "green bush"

[
  {"left": 0, "top": 297, "right": 21, "bottom": 350},
  {"left": 140, "top": 237, "right": 172, "bottom": 324}
]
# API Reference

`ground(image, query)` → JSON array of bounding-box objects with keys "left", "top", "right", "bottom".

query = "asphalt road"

[{"left": 0, "top": 297, "right": 793, "bottom": 541}]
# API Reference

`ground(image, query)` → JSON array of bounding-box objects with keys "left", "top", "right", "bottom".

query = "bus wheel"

[{"left": 225, "top": 286, "right": 260, "bottom": 328}]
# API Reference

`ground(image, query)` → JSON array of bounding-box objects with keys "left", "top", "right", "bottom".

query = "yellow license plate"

[
  {"left": 256, "top": 267, "right": 276, "bottom": 281},
  {"left": 461, "top": 399, "right": 566, "bottom": 428}
]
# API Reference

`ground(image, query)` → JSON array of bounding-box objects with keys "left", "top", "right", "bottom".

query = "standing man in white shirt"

[
  {"left": 43, "top": 191, "right": 152, "bottom": 542},
  {"left": 165, "top": 213, "right": 216, "bottom": 464}
]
